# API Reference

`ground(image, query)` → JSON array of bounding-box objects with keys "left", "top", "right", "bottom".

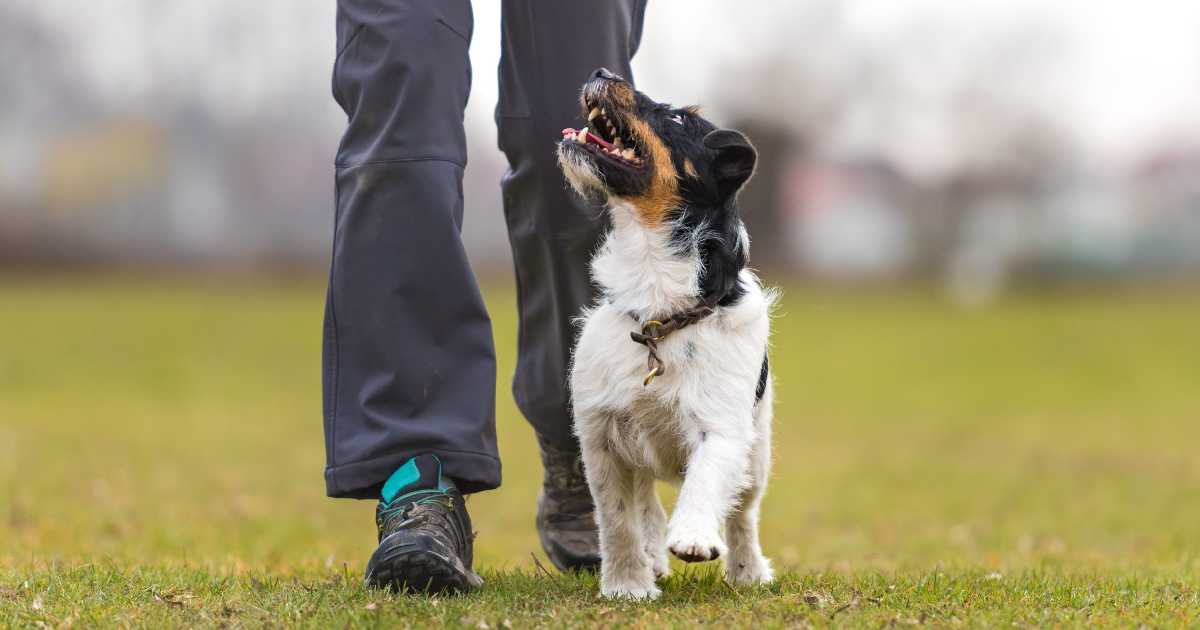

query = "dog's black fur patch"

[
  {"left": 657, "top": 110, "right": 756, "bottom": 307},
  {"left": 755, "top": 353, "right": 769, "bottom": 403}
]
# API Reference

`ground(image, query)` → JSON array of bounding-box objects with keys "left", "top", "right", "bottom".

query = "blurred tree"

[{"left": 707, "top": 3, "right": 860, "bottom": 269}]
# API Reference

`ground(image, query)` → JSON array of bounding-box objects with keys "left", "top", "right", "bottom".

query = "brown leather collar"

[{"left": 628, "top": 297, "right": 718, "bottom": 386}]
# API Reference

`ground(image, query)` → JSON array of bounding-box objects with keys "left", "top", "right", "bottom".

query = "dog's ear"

[{"left": 703, "top": 129, "right": 757, "bottom": 199}]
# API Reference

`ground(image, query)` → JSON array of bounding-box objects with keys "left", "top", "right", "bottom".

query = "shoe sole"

[{"left": 364, "top": 531, "right": 483, "bottom": 594}]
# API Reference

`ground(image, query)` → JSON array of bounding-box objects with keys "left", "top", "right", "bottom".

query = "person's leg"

[
  {"left": 497, "top": 0, "right": 647, "bottom": 448},
  {"left": 324, "top": 0, "right": 499, "bottom": 499},
  {"left": 326, "top": 0, "right": 493, "bottom": 593},
  {"left": 495, "top": 0, "right": 648, "bottom": 570}
]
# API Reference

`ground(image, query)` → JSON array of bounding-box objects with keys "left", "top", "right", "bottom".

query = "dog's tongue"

[{"left": 561, "top": 127, "right": 615, "bottom": 150}]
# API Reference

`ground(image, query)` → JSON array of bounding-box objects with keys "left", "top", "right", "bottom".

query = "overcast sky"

[{"left": 875, "top": 0, "right": 1200, "bottom": 159}]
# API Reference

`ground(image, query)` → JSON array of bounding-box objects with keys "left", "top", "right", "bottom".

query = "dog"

[{"left": 558, "top": 68, "right": 776, "bottom": 600}]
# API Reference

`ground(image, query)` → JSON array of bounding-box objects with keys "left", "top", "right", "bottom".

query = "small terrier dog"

[{"left": 559, "top": 68, "right": 775, "bottom": 600}]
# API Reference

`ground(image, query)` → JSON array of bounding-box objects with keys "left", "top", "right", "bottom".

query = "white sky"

[{"left": 847, "top": 0, "right": 1200, "bottom": 160}]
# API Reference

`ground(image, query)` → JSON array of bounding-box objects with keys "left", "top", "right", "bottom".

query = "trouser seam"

[{"left": 326, "top": 177, "right": 342, "bottom": 469}]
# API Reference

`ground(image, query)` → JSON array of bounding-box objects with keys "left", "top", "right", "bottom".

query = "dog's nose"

[{"left": 591, "top": 67, "right": 619, "bottom": 81}]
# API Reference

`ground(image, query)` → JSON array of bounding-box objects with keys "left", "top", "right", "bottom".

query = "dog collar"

[{"left": 628, "top": 299, "right": 718, "bottom": 386}]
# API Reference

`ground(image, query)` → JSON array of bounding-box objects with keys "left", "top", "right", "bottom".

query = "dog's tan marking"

[
  {"left": 682, "top": 159, "right": 698, "bottom": 179},
  {"left": 609, "top": 82, "right": 636, "bottom": 108},
  {"left": 624, "top": 117, "right": 679, "bottom": 226}
]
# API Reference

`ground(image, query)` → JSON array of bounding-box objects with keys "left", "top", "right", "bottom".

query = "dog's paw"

[
  {"left": 725, "top": 554, "right": 774, "bottom": 586},
  {"left": 600, "top": 579, "right": 661, "bottom": 601},
  {"left": 649, "top": 550, "right": 671, "bottom": 580},
  {"left": 666, "top": 526, "right": 727, "bottom": 563}
]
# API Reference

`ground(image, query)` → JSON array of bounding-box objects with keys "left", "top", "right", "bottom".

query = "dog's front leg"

[
  {"left": 667, "top": 429, "right": 752, "bottom": 563},
  {"left": 634, "top": 469, "right": 670, "bottom": 579},
  {"left": 579, "top": 431, "right": 659, "bottom": 600},
  {"left": 726, "top": 394, "right": 774, "bottom": 585}
]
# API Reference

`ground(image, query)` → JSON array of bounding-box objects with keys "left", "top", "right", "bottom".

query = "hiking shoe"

[
  {"left": 535, "top": 436, "right": 601, "bottom": 572},
  {"left": 364, "top": 454, "right": 483, "bottom": 594}
]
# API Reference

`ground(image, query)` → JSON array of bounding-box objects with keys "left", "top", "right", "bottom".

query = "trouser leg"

[
  {"left": 324, "top": 0, "right": 500, "bottom": 498},
  {"left": 496, "top": 0, "right": 648, "bottom": 448}
]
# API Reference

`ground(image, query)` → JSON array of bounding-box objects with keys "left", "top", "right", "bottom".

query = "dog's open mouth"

[{"left": 562, "top": 103, "right": 644, "bottom": 168}]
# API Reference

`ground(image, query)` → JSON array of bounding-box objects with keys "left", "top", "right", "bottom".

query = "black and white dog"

[{"left": 558, "top": 68, "right": 775, "bottom": 600}]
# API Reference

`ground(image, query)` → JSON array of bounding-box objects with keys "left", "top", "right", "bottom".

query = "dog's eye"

[{"left": 669, "top": 115, "right": 684, "bottom": 126}]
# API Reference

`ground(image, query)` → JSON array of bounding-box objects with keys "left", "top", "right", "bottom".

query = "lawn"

[{"left": 2, "top": 276, "right": 1199, "bottom": 627}]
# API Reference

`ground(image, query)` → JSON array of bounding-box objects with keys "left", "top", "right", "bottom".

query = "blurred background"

[
  {"left": 6, "top": 0, "right": 1200, "bottom": 293},
  {"left": 2, "top": 1, "right": 1199, "bottom": 574}
]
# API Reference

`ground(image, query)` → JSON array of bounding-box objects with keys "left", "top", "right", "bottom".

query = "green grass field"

[{"left": 2, "top": 276, "right": 1199, "bottom": 627}]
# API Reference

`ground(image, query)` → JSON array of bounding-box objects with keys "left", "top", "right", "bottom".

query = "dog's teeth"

[
  {"left": 621, "top": 148, "right": 635, "bottom": 160},
  {"left": 588, "top": 107, "right": 600, "bottom": 121},
  {"left": 577, "top": 127, "right": 588, "bottom": 144}
]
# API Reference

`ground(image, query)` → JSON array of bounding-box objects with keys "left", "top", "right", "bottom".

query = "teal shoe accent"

[
  {"left": 380, "top": 454, "right": 453, "bottom": 507},
  {"left": 381, "top": 458, "right": 421, "bottom": 505}
]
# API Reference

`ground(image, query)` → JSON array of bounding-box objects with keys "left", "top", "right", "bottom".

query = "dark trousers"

[{"left": 324, "top": 0, "right": 647, "bottom": 498}]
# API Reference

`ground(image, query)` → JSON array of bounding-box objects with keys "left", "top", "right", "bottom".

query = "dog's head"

[
  {"left": 558, "top": 68, "right": 758, "bottom": 304},
  {"left": 558, "top": 68, "right": 758, "bottom": 222}
]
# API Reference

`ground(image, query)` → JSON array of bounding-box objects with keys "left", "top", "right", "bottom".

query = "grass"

[{"left": 2, "top": 275, "right": 1199, "bottom": 627}]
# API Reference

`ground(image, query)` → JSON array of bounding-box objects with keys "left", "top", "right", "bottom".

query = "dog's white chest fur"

[
  {"left": 572, "top": 275, "right": 771, "bottom": 478},
  {"left": 570, "top": 201, "right": 776, "bottom": 599}
]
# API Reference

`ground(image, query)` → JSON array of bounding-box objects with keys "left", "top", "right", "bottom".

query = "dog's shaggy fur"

[{"left": 559, "top": 69, "right": 775, "bottom": 600}]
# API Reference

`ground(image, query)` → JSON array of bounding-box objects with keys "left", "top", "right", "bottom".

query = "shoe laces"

[{"left": 379, "top": 489, "right": 453, "bottom": 519}]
